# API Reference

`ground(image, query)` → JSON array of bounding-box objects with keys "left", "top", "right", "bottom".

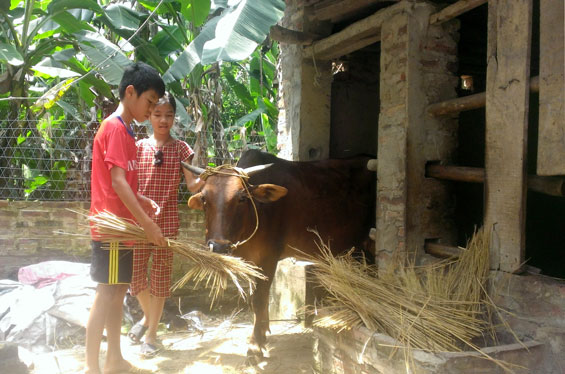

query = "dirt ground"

[{"left": 29, "top": 311, "right": 314, "bottom": 374}]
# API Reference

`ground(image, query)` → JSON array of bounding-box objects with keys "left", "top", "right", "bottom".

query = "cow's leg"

[{"left": 247, "top": 259, "right": 277, "bottom": 359}]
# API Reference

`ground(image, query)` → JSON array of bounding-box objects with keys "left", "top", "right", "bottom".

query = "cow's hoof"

[{"left": 246, "top": 344, "right": 264, "bottom": 365}]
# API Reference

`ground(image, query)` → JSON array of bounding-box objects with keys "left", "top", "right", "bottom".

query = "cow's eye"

[{"left": 238, "top": 191, "right": 249, "bottom": 202}]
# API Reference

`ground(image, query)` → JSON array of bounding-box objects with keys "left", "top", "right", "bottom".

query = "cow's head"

[{"left": 182, "top": 162, "right": 287, "bottom": 254}]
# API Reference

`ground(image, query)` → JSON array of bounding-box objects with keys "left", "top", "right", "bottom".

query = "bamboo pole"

[
  {"left": 427, "top": 76, "right": 539, "bottom": 117},
  {"left": 426, "top": 163, "right": 565, "bottom": 197},
  {"left": 430, "top": 0, "right": 488, "bottom": 25},
  {"left": 424, "top": 241, "right": 464, "bottom": 259}
]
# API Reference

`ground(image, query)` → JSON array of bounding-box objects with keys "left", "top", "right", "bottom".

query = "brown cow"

[{"left": 183, "top": 149, "right": 375, "bottom": 357}]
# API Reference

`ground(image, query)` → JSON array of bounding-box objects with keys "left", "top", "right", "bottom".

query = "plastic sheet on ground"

[{"left": 0, "top": 261, "right": 96, "bottom": 353}]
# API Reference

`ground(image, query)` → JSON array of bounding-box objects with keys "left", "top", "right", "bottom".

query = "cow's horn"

[
  {"left": 244, "top": 163, "right": 273, "bottom": 176},
  {"left": 181, "top": 161, "right": 205, "bottom": 176}
]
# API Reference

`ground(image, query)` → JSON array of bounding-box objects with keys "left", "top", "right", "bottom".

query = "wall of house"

[
  {"left": 0, "top": 200, "right": 205, "bottom": 280},
  {"left": 277, "top": 0, "right": 333, "bottom": 161}
]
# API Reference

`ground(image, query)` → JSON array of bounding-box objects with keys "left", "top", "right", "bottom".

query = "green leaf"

[
  {"left": 57, "top": 98, "right": 83, "bottom": 121},
  {"left": 75, "top": 31, "right": 131, "bottom": 85},
  {"left": 180, "top": 0, "right": 210, "bottom": 28},
  {"left": 201, "top": 0, "right": 285, "bottom": 64},
  {"left": 101, "top": 4, "right": 143, "bottom": 35},
  {"left": 33, "top": 77, "right": 76, "bottom": 110},
  {"left": 135, "top": 41, "right": 170, "bottom": 73},
  {"left": 51, "top": 10, "right": 95, "bottom": 33},
  {"left": 164, "top": 0, "right": 284, "bottom": 82},
  {"left": 163, "top": 16, "right": 220, "bottom": 83},
  {"left": 223, "top": 71, "right": 254, "bottom": 109},
  {"left": 31, "top": 64, "right": 81, "bottom": 78},
  {"left": 0, "top": 43, "right": 24, "bottom": 65},
  {"left": 235, "top": 104, "right": 266, "bottom": 127},
  {"left": 47, "top": 0, "right": 103, "bottom": 14},
  {"left": 152, "top": 26, "right": 185, "bottom": 57}
]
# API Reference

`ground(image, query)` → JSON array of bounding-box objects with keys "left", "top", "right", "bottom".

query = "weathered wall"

[
  {"left": 375, "top": 1, "right": 459, "bottom": 268},
  {"left": 0, "top": 200, "right": 205, "bottom": 280},
  {"left": 278, "top": 0, "right": 333, "bottom": 161}
]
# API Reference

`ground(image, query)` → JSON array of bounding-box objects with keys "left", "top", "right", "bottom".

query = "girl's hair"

[{"left": 157, "top": 92, "right": 176, "bottom": 113}]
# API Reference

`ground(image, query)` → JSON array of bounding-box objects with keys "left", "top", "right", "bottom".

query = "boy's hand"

[
  {"left": 141, "top": 220, "right": 167, "bottom": 247},
  {"left": 138, "top": 193, "right": 160, "bottom": 217}
]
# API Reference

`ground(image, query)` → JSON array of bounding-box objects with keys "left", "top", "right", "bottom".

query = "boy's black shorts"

[{"left": 90, "top": 240, "right": 133, "bottom": 284}]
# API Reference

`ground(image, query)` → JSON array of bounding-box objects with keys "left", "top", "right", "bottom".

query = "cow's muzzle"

[{"left": 207, "top": 240, "right": 232, "bottom": 254}]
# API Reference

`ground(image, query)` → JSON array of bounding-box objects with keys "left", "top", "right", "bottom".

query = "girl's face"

[{"left": 150, "top": 102, "right": 175, "bottom": 137}]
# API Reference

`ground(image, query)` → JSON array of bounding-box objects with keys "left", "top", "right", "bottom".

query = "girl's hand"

[{"left": 137, "top": 193, "right": 161, "bottom": 217}]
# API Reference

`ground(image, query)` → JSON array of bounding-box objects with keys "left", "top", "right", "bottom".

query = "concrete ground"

[{"left": 29, "top": 312, "right": 314, "bottom": 374}]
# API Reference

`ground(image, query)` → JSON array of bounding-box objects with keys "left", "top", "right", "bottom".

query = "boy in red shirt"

[{"left": 86, "top": 62, "right": 167, "bottom": 374}]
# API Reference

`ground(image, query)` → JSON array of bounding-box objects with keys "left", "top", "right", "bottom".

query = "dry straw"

[
  {"left": 77, "top": 210, "right": 265, "bottom": 304},
  {"left": 308, "top": 227, "right": 519, "bottom": 371}
]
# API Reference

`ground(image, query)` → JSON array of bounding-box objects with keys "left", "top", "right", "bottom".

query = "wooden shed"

[{"left": 271, "top": 0, "right": 565, "bottom": 372}]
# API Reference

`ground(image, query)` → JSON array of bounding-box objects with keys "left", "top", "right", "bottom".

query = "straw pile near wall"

[{"left": 310, "top": 227, "right": 501, "bottom": 354}]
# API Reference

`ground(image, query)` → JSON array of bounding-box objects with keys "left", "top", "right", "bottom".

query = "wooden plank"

[
  {"left": 536, "top": 0, "right": 565, "bottom": 175},
  {"left": 312, "top": 0, "right": 397, "bottom": 24},
  {"left": 430, "top": 0, "right": 488, "bottom": 25},
  {"left": 303, "top": 3, "right": 403, "bottom": 60},
  {"left": 269, "top": 25, "right": 318, "bottom": 45},
  {"left": 484, "top": 0, "right": 532, "bottom": 273}
]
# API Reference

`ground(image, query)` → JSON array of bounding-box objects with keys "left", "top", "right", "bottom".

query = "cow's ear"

[
  {"left": 251, "top": 184, "right": 288, "bottom": 203},
  {"left": 188, "top": 193, "right": 204, "bottom": 210}
]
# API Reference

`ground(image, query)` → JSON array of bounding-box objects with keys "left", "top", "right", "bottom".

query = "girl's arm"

[{"left": 111, "top": 166, "right": 167, "bottom": 247}]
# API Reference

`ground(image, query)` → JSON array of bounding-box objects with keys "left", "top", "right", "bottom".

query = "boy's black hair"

[
  {"left": 118, "top": 62, "right": 165, "bottom": 100},
  {"left": 157, "top": 92, "right": 177, "bottom": 113}
]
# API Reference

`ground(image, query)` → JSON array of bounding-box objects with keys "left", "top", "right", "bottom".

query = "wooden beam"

[
  {"left": 303, "top": 3, "right": 403, "bottom": 61},
  {"left": 536, "top": 0, "right": 565, "bottom": 175},
  {"left": 426, "top": 164, "right": 484, "bottom": 183},
  {"left": 484, "top": 0, "right": 532, "bottom": 273},
  {"left": 269, "top": 25, "right": 318, "bottom": 45},
  {"left": 426, "top": 164, "right": 565, "bottom": 197},
  {"left": 428, "top": 92, "right": 486, "bottom": 117},
  {"left": 424, "top": 241, "right": 464, "bottom": 259},
  {"left": 303, "top": 0, "right": 491, "bottom": 61},
  {"left": 430, "top": 0, "right": 488, "bottom": 25},
  {"left": 311, "top": 0, "right": 398, "bottom": 24},
  {"left": 427, "top": 76, "right": 539, "bottom": 117}
]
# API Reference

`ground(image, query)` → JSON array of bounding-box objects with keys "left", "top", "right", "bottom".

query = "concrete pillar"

[
  {"left": 375, "top": 1, "right": 459, "bottom": 269},
  {"left": 277, "top": 0, "right": 332, "bottom": 161}
]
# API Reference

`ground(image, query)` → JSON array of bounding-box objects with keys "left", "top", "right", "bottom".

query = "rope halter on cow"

[{"left": 194, "top": 164, "right": 261, "bottom": 253}]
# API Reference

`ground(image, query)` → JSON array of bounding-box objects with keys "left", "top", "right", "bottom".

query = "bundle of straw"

[
  {"left": 310, "top": 227, "right": 499, "bottom": 354},
  {"left": 86, "top": 210, "right": 265, "bottom": 304}
]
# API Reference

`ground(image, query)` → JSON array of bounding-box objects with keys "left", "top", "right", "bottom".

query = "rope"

[
  {"left": 311, "top": 45, "right": 321, "bottom": 87},
  {"left": 200, "top": 165, "right": 260, "bottom": 252}
]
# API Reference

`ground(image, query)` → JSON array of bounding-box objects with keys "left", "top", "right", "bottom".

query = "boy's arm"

[
  {"left": 110, "top": 166, "right": 167, "bottom": 247},
  {"left": 182, "top": 153, "right": 204, "bottom": 193}
]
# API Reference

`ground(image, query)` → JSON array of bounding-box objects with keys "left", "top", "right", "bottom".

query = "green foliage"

[{"left": 1, "top": 0, "right": 285, "bottom": 200}]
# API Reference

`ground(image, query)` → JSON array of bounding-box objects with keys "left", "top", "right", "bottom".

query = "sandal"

[
  {"left": 127, "top": 322, "right": 148, "bottom": 344},
  {"left": 140, "top": 342, "right": 160, "bottom": 358}
]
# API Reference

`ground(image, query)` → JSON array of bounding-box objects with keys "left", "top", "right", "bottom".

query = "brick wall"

[{"left": 0, "top": 200, "right": 205, "bottom": 280}]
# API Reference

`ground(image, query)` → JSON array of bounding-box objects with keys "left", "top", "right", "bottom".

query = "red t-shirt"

[
  {"left": 90, "top": 116, "right": 138, "bottom": 238},
  {"left": 136, "top": 138, "right": 193, "bottom": 237}
]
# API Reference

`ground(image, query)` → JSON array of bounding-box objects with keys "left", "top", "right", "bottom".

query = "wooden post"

[
  {"left": 536, "top": 0, "right": 565, "bottom": 175},
  {"left": 484, "top": 0, "right": 532, "bottom": 272}
]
